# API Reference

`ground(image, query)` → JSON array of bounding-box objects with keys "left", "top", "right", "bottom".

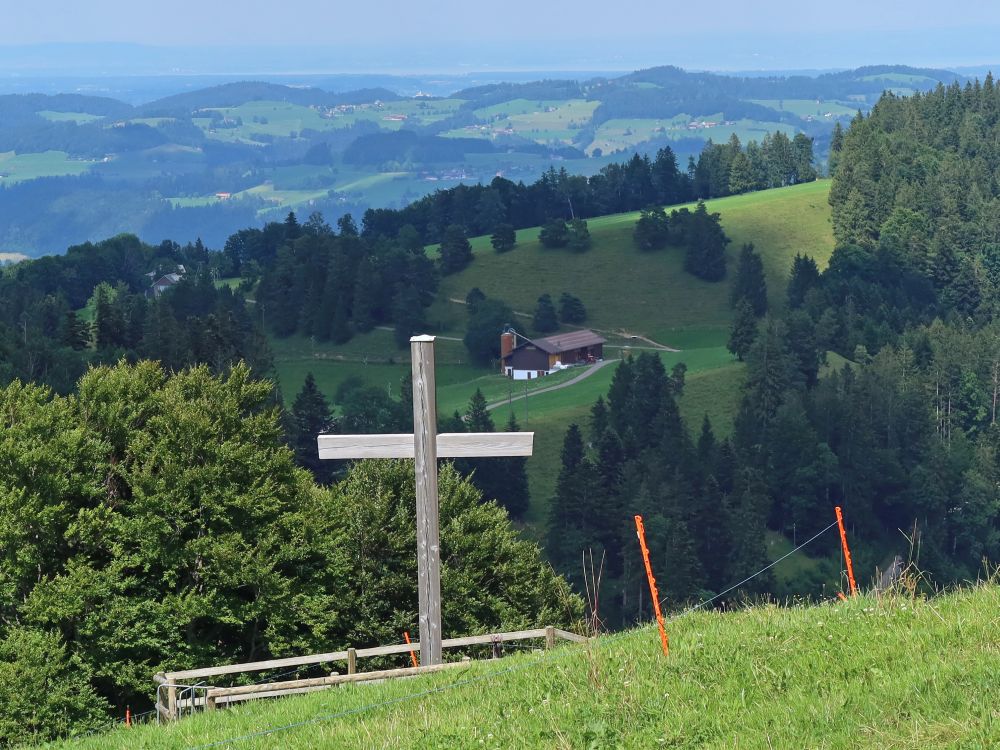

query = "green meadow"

[
  {"left": 0, "top": 150, "right": 94, "bottom": 184},
  {"left": 269, "top": 181, "right": 836, "bottom": 529},
  {"left": 58, "top": 584, "right": 1000, "bottom": 749}
]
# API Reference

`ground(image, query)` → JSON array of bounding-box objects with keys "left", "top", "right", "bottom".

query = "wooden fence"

[{"left": 155, "top": 626, "right": 585, "bottom": 721}]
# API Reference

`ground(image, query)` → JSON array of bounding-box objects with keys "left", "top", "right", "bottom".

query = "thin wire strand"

[
  {"left": 184, "top": 520, "right": 839, "bottom": 749},
  {"left": 663, "top": 519, "right": 840, "bottom": 619}
]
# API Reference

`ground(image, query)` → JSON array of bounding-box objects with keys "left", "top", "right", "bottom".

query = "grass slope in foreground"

[{"left": 60, "top": 586, "right": 1000, "bottom": 749}]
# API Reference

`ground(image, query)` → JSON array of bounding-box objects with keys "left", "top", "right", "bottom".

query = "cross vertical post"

[
  {"left": 317, "top": 335, "right": 533, "bottom": 669},
  {"left": 410, "top": 335, "right": 442, "bottom": 665}
]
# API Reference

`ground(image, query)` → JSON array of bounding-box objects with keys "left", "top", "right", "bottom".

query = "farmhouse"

[
  {"left": 500, "top": 328, "right": 605, "bottom": 380},
  {"left": 146, "top": 264, "right": 187, "bottom": 297}
]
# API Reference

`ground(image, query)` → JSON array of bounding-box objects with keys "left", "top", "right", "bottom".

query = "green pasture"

[
  {"left": 36, "top": 110, "right": 104, "bottom": 123},
  {"left": 442, "top": 99, "right": 599, "bottom": 144},
  {"left": 587, "top": 115, "right": 689, "bottom": 155},
  {"left": 127, "top": 117, "right": 177, "bottom": 127},
  {"left": 0, "top": 150, "right": 94, "bottom": 184},
  {"left": 749, "top": 99, "right": 859, "bottom": 119},
  {"left": 433, "top": 180, "right": 835, "bottom": 347},
  {"left": 588, "top": 116, "right": 799, "bottom": 156},
  {"left": 194, "top": 99, "right": 465, "bottom": 143},
  {"left": 61, "top": 585, "right": 1000, "bottom": 749}
]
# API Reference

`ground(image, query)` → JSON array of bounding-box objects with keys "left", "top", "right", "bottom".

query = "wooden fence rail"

[{"left": 155, "top": 626, "right": 585, "bottom": 721}]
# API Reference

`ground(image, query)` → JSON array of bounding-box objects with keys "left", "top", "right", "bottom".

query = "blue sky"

[{"left": 1, "top": 1, "right": 998, "bottom": 71}]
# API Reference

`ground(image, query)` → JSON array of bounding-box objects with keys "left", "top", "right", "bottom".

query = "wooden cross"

[{"left": 317, "top": 335, "right": 533, "bottom": 665}]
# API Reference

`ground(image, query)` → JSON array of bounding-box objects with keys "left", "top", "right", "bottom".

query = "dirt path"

[
  {"left": 446, "top": 298, "right": 679, "bottom": 352},
  {"left": 485, "top": 358, "right": 617, "bottom": 411}
]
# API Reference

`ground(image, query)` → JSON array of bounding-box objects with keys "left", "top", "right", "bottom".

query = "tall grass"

[{"left": 55, "top": 582, "right": 1000, "bottom": 749}]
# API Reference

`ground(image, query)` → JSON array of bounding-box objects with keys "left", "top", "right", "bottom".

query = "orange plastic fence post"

[
  {"left": 634, "top": 514, "right": 669, "bottom": 657},
  {"left": 834, "top": 506, "right": 858, "bottom": 596},
  {"left": 125, "top": 707, "right": 131, "bottom": 727},
  {"left": 403, "top": 630, "right": 419, "bottom": 668}
]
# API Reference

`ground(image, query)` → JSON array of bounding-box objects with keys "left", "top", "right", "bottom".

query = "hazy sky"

[{"left": 1, "top": 1, "right": 999, "bottom": 72}]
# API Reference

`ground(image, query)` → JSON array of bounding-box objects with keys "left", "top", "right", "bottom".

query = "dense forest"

[{"left": 541, "top": 78, "right": 1000, "bottom": 627}]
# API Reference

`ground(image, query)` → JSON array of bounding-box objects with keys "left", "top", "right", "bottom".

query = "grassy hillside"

[
  {"left": 429, "top": 179, "right": 834, "bottom": 345},
  {"left": 59, "top": 585, "right": 1000, "bottom": 749},
  {"left": 272, "top": 181, "right": 835, "bottom": 528}
]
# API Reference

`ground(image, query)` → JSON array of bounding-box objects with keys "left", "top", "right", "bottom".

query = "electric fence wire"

[
  {"left": 661, "top": 518, "right": 841, "bottom": 620},
  {"left": 185, "top": 518, "right": 842, "bottom": 749}
]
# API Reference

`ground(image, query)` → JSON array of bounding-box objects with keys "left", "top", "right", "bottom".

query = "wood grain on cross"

[{"left": 317, "top": 335, "right": 533, "bottom": 665}]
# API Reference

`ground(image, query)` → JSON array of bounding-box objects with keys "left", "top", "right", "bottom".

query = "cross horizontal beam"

[{"left": 317, "top": 432, "right": 534, "bottom": 460}]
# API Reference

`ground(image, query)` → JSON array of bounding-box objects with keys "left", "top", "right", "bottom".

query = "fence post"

[
  {"left": 167, "top": 684, "right": 177, "bottom": 721},
  {"left": 205, "top": 694, "right": 217, "bottom": 712},
  {"left": 545, "top": 626, "right": 556, "bottom": 650},
  {"left": 347, "top": 648, "right": 357, "bottom": 675}
]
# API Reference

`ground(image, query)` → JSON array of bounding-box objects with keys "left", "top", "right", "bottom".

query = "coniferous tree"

[
  {"left": 392, "top": 285, "right": 425, "bottom": 348},
  {"left": 289, "top": 372, "right": 333, "bottom": 482},
  {"left": 61, "top": 310, "right": 90, "bottom": 351},
  {"left": 633, "top": 207, "right": 670, "bottom": 250},
  {"left": 499, "top": 412, "right": 530, "bottom": 519},
  {"left": 532, "top": 294, "right": 559, "bottom": 333},
  {"left": 490, "top": 223, "right": 517, "bottom": 253},
  {"left": 730, "top": 243, "right": 768, "bottom": 316},
  {"left": 828, "top": 121, "right": 845, "bottom": 175},
  {"left": 683, "top": 202, "right": 729, "bottom": 281},
  {"left": 439, "top": 224, "right": 473, "bottom": 275},
  {"left": 787, "top": 254, "right": 821, "bottom": 309},
  {"left": 352, "top": 256, "right": 380, "bottom": 333},
  {"left": 728, "top": 300, "right": 758, "bottom": 361},
  {"left": 539, "top": 218, "right": 569, "bottom": 248},
  {"left": 558, "top": 293, "right": 587, "bottom": 324},
  {"left": 465, "top": 287, "right": 486, "bottom": 315},
  {"left": 725, "top": 467, "right": 774, "bottom": 596}
]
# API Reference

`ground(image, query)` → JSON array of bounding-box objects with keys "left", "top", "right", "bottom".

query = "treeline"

[
  {"left": 693, "top": 132, "right": 818, "bottom": 199},
  {"left": 0, "top": 362, "right": 577, "bottom": 745},
  {"left": 251, "top": 212, "right": 440, "bottom": 347},
  {"left": 0, "top": 232, "right": 272, "bottom": 394},
  {"left": 360, "top": 135, "right": 814, "bottom": 245}
]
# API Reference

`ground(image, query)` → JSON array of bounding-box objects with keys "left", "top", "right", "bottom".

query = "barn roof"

[{"left": 530, "top": 329, "right": 606, "bottom": 354}]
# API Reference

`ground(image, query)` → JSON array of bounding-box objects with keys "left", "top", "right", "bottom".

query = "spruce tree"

[
  {"left": 725, "top": 467, "right": 773, "bottom": 595},
  {"left": 558, "top": 292, "right": 587, "bottom": 324},
  {"left": 289, "top": 372, "right": 333, "bottom": 483},
  {"left": 787, "top": 254, "right": 820, "bottom": 309},
  {"left": 499, "top": 413, "right": 530, "bottom": 519},
  {"left": 392, "top": 285, "right": 425, "bottom": 348},
  {"left": 546, "top": 424, "right": 598, "bottom": 589},
  {"left": 683, "top": 202, "right": 729, "bottom": 281},
  {"left": 490, "top": 223, "right": 517, "bottom": 253},
  {"left": 466, "top": 388, "right": 494, "bottom": 432},
  {"left": 729, "top": 243, "right": 768, "bottom": 316},
  {"left": 352, "top": 256, "right": 380, "bottom": 333},
  {"left": 728, "top": 300, "right": 758, "bottom": 361},
  {"left": 532, "top": 294, "right": 559, "bottom": 333},
  {"left": 61, "top": 311, "right": 90, "bottom": 351},
  {"left": 439, "top": 224, "right": 473, "bottom": 275}
]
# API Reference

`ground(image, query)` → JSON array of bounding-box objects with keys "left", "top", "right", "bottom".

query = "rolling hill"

[
  {"left": 0, "top": 65, "right": 956, "bottom": 256},
  {"left": 54, "top": 584, "right": 1000, "bottom": 748},
  {"left": 271, "top": 180, "right": 837, "bottom": 528}
]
